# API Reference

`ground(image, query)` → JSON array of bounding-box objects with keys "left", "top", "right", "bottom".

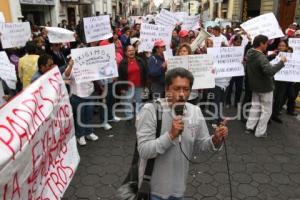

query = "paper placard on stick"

[
  {"left": 289, "top": 38, "right": 300, "bottom": 53},
  {"left": 0, "top": 22, "right": 31, "bottom": 49},
  {"left": 167, "top": 55, "right": 215, "bottom": 89},
  {"left": 83, "top": 15, "right": 112, "bottom": 43},
  {"left": 240, "top": 13, "right": 284, "bottom": 40},
  {"left": 155, "top": 9, "right": 179, "bottom": 27},
  {"left": 207, "top": 47, "right": 245, "bottom": 78},
  {"left": 46, "top": 27, "right": 75, "bottom": 43},
  {"left": 139, "top": 23, "right": 173, "bottom": 52},
  {"left": 0, "top": 12, "right": 5, "bottom": 23},
  {"left": 0, "top": 67, "right": 79, "bottom": 199},
  {"left": 182, "top": 15, "right": 200, "bottom": 30},
  {"left": 72, "top": 44, "right": 118, "bottom": 83},
  {"left": 270, "top": 52, "right": 300, "bottom": 82}
]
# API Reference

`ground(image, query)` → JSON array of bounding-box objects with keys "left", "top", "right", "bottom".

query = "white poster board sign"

[
  {"left": 207, "top": 47, "right": 245, "bottom": 78},
  {"left": 174, "top": 12, "right": 188, "bottom": 23},
  {"left": 155, "top": 9, "right": 179, "bottom": 27},
  {"left": 139, "top": 23, "right": 173, "bottom": 52},
  {"left": 0, "top": 51, "right": 17, "bottom": 90},
  {"left": 83, "top": 15, "right": 112, "bottom": 43},
  {"left": 182, "top": 15, "right": 200, "bottom": 30},
  {"left": 240, "top": 13, "right": 284, "bottom": 40},
  {"left": 46, "top": 27, "right": 75, "bottom": 43},
  {"left": 167, "top": 55, "right": 215, "bottom": 89},
  {"left": 0, "top": 22, "right": 31, "bottom": 49},
  {"left": 0, "top": 67, "right": 79, "bottom": 199},
  {"left": 270, "top": 52, "right": 300, "bottom": 82},
  {"left": 163, "top": 49, "right": 173, "bottom": 61},
  {"left": 288, "top": 38, "right": 300, "bottom": 53},
  {"left": 71, "top": 44, "right": 118, "bottom": 83}
]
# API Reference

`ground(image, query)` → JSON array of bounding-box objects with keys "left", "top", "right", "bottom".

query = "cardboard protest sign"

[
  {"left": 0, "top": 67, "right": 79, "bottom": 199},
  {"left": 207, "top": 47, "right": 245, "bottom": 78},
  {"left": 167, "top": 55, "right": 215, "bottom": 89},
  {"left": 288, "top": 38, "right": 300, "bottom": 53},
  {"left": 240, "top": 13, "right": 284, "bottom": 40},
  {"left": 83, "top": 15, "right": 113, "bottom": 43},
  {"left": 46, "top": 27, "right": 75, "bottom": 43},
  {"left": 0, "top": 22, "right": 31, "bottom": 49},
  {"left": 155, "top": 9, "right": 179, "bottom": 27},
  {"left": 270, "top": 52, "right": 300, "bottom": 82},
  {"left": 139, "top": 23, "right": 173, "bottom": 52},
  {"left": 182, "top": 15, "right": 200, "bottom": 30},
  {"left": 71, "top": 44, "right": 118, "bottom": 83}
]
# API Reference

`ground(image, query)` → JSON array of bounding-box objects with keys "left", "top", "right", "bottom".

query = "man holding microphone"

[{"left": 136, "top": 68, "right": 228, "bottom": 200}]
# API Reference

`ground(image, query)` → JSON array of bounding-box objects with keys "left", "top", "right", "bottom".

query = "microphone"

[{"left": 174, "top": 104, "right": 185, "bottom": 143}]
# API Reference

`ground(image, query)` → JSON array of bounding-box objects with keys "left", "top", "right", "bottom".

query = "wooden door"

[{"left": 278, "top": 0, "right": 297, "bottom": 30}]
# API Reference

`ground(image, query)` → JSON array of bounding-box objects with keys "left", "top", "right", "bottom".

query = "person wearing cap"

[
  {"left": 118, "top": 45, "right": 148, "bottom": 119},
  {"left": 212, "top": 26, "right": 229, "bottom": 47},
  {"left": 130, "top": 37, "right": 141, "bottom": 53},
  {"left": 178, "top": 30, "right": 190, "bottom": 44},
  {"left": 148, "top": 39, "right": 167, "bottom": 99}
]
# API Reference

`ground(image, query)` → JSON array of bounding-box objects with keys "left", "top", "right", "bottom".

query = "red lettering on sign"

[
  {"left": 12, "top": 173, "right": 21, "bottom": 199},
  {"left": 0, "top": 125, "right": 15, "bottom": 159}
]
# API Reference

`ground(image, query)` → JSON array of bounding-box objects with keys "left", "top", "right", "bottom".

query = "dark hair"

[
  {"left": 213, "top": 26, "right": 221, "bottom": 32},
  {"left": 165, "top": 68, "right": 194, "bottom": 88},
  {"left": 176, "top": 43, "right": 192, "bottom": 55},
  {"left": 253, "top": 35, "right": 268, "bottom": 48},
  {"left": 38, "top": 54, "right": 52, "bottom": 71},
  {"left": 278, "top": 39, "right": 288, "bottom": 48},
  {"left": 233, "top": 34, "right": 243, "bottom": 42},
  {"left": 122, "top": 26, "right": 130, "bottom": 34},
  {"left": 25, "top": 41, "right": 37, "bottom": 54}
]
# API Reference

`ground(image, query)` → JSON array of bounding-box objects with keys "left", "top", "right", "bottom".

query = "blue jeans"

[
  {"left": 122, "top": 86, "right": 143, "bottom": 119},
  {"left": 151, "top": 195, "right": 183, "bottom": 200},
  {"left": 70, "top": 95, "right": 94, "bottom": 138}
]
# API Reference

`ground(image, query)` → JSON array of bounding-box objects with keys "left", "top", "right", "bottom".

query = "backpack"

[{"left": 116, "top": 101, "right": 162, "bottom": 200}]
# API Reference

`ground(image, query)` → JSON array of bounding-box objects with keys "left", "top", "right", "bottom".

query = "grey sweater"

[
  {"left": 136, "top": 99, "right": 218, "bottom": 198},
  {"left": 246, "top": 48, "right": 284, "bottom": 93}
]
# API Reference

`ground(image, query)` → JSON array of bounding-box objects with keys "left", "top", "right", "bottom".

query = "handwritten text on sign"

[
  {"left": 207, "top": 47, "right": 245, "bottom": 78},
  {"left": 139, "top": 23, "right": 173, "bottom": 52},
  {"left": 0, "top": 51, "right": 17, "bottom": 81},
  {"left": 182, "top": 15, "right": 200, "bottom": 31},
  {"left": 270, "top": 52, "right": 300, "bottom": 82},
  {"left": 167, "top": 55, "right": 215, "bottom": 89},
  {"left": 155, "top": 9, "right": 179, "bottom": 27},
  {"left": 83, "top": 15, "right": 113, "bottom": 43},
  {"left": 288, "top": 38, "right": 300, "bottom": 53},
  {"left": 72, "top": 44, "right": 118, "bottom": 83},
  {"left": 0, "top": 67, "right": 79, "bottom": 199},
  {"left": 46, "top": 27, "right": 76, "bottom": 43},
  {"left": 240, "top": 13, "right": 284, "bottom": 40},
  {"left": 0, "top": 22, "right": 31, "bottom": 49}
]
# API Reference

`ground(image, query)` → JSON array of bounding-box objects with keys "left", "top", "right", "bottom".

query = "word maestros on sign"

[
  {"left": 0, "top": 67, "right": 79, "bottom": 199},
  {"left": 72, "top": 44, "right": 118, "bottom": 83},
  {"left": 167, "top": 55, "right": 215, "bottom": 89},
  {"left": 0, "top": 22, "right": 31, "bottom": 49},
  {"left": 241, "top": 13, "right": 284, "bottom": 40},
  {"left": 270, "top": 52, "right": 300, "bottom": 82},
  {"left": 207, "top": 47, "right": 245, "bottom": 78},
  {"left": 139, "top": 23, "right": 173, "bottom": 52},
  {"left": 83, "top": 15, "right": 113, "bottom": 43}
]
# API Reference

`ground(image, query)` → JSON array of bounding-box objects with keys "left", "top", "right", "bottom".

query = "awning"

[{"left": 20, "top": 0, "right": 55, "bottom": 5}]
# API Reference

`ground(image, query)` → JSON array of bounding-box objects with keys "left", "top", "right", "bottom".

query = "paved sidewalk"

[{"left": 63, "top": 109, "right": 300, "bottom": 200}]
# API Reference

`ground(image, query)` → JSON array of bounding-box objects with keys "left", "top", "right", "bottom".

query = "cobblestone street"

[{"left": 63, "top": 109, "right": 300, "bottom": 200}]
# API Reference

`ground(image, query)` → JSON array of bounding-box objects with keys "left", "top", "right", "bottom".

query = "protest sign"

[
  {"left": 72, "top": 44, "right": 118, "bottom": 83},
  {"left": 240, "top": 13, "right": 284, "bottom": 40},
  {"left": 139, "top": 23, "right": 173, "bottom": 52},
  {"left": 205, "top": 21, "right": 219, "bottom": 30},
  {"left": 0, "top": 67, "right": 79, "bottom": 199},
  {"left": 0, "top": 22, "right": 31, "bottom": 49},
  {"left": 174, "top": 12, "right": 188, "bottom": 23},
  {"left": 207, "top": 47, "right": 245, "bottom": 78},
  {"left": 182, "top": 15, "right": 200, "bottom": 30},
  {"left": 155, "top": 9, "right": 179, "bottom": 27},
  {"left": 288, "top": 38, "right": 300, "bottom": 53},
  {"left": 0, "top": 12, "right": 5, "bottom": 23},
  {"left": 0, "top": 81, "right": 5, "bottom": 107},
  {"left": 83, "top": 15, "right": 112, "bottom": 43},
  {"left": 0, "top": 51, "right": 17, "bottom": 90},
  {"left": 163, "top": 49, "right": 173, "bottom": 61},
  {"left": 270, "top": 52, "right": 300, "bottom": 82},
  {"left": 46, "top": 27, "right": 75, "bottom": 43},
  {"left": 220, "top": 21, "right": 232, "bottom": 28},
  {"left": 167, "top": 55, "right": 215, "bottom": 89}
]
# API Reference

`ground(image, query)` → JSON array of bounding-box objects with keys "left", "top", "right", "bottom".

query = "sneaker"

[
  {"left": 77, "top": 136, "right": 87, "bottom": 146},
  {"left": 102, "top": 123, "right": 112, "bottom": 130},
  {"left": 108, "top": 116, "right": 121, "bottom": 122},
  {"left": 256, "top": 132, "right": 268, "bottom": 138},
  {"left": 86, "top": 133, "right": 99, "bottom": 141},
  {"left": 271, "top": 115, "right": 283, "bottom": 124},
  {"left": 245, "top": 129, "right": 254, "bottom": 134}
]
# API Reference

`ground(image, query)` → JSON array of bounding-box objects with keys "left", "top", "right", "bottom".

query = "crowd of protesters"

[{"left": 0, "top": 16, "right": 299, "bottom": 146}]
